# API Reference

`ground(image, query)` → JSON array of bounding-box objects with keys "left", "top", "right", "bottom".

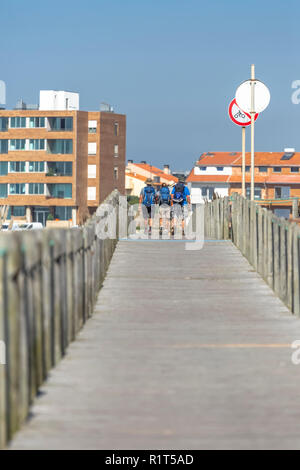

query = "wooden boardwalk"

[{"left": 9, "top": 239, "right": 300, "bottom": 450}]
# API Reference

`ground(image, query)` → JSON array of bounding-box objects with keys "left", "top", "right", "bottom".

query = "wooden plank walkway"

[{"left": 9, "top": 240, "right": 300, "bottom": 450}]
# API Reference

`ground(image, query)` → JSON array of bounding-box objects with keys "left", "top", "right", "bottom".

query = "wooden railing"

[
  {"left": 204, "top": 194, "right": 300, "bottom": 315},
  {"left": 0, "top": 190, "right": 120, "bottom": 448}
]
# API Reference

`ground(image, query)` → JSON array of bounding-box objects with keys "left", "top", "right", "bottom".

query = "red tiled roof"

[
  {"left": 229, "top": 175, "right": 268, "bottom": 184},
  {"left": 186, "top": 169, "right": 230, "bottom": 183},
  {"left": 266, "top": 175, "right": 300, "bottom": 184},
  {"left": 197, "top": 152, "right": 241, "bottom": 166},
  {"left": 130, "top": 163, "right": 178, "bottom": 182},
  {"left": 196, "top": 152, "right": 300, "bottom": 167},
  {"left": 229, "top": 175, "right": 300, "bottom": 185},
  {"left": 126, "top": 172, "right": 147, "bottom": 182}
]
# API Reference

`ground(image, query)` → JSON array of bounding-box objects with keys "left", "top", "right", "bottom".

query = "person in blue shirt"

[
  {"left": 139, "top": 178, "right": 156, "bottom": 234},
  {"left": 171, "top": 178, "right": 191, "bottom": 235}
]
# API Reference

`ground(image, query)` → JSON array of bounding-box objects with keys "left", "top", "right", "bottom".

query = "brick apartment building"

[
  {"left": 187, "top": 150, "right": 300, "bottom": 218},
  {"left": 0, "top": 91, "right": 126, "bottom": 226}
]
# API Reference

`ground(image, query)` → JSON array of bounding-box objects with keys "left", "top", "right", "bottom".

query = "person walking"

[
  {"left": 156, "top": 182, "right": 172, "bottom": 235},
  {"left": 171, "top": 178, "right": 191, "bottom": 236},
  {"left": 139, "top": 178, "right": 156, "bottom": 234}
]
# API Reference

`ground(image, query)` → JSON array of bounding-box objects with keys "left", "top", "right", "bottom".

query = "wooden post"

[
  {"left": 273, "top": 217, "right": 280, "bottom": 296},
  {"left": 0, "top": 234, "right": 22, "bottom": 442},
  {"left": 250, "top": 64, "right": 255, "bottom": 201},
  {"left": 223, "top": 197, "right": 230, "bottom": 240},
  {"left": 262, "top": 208, "right": 268, "bottom": 281},
  {"left": 257, "top": 206, "right": 264, "bottom": 276},
  {"left": 292, "top": 198, "right": 299, "bottom": 219},
  {"left": 287, "top": 222, "right": 295, "bottom": 311},
  {"left": 0, "top": 240, "right": 8, "bottom": 448},
  {"left": 279, "top": 219, "right": 287, "bottom": 303},
  {"left": 293, "top": 225, "right": 300, "bottom": 315},
  {"left": 242, "top": 126, "right": 246, "bottom": 197},
  {"left": 266, "top": 211, "right": 274, "bottom": 288}
]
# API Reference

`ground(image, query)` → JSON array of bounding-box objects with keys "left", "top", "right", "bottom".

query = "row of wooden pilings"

[
  {"left": 204, "top": 194, "right": 300, "bottom": 315},
  {"left": 0, "top": 190, "right": 120, "bottom": 449}
]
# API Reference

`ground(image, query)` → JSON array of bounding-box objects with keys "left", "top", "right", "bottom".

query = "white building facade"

[{"left": 187, "top": 152, "right": 240, "bottom": 203}]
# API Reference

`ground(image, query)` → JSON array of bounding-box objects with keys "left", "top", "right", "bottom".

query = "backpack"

[
  {"left": 173, "top": 182, "right": 185, "bottom": 204},
  {"left": 143, "top": 186, "right": 155, "bottom": 207},
  {"left": 160, "top": 186, "right": 170, "bottom": 205}
]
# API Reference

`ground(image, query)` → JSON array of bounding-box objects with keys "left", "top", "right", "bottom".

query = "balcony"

[
  {"left": 46, "top": 183, "right": 72, "bottom": 199},
  {"left": 46, "top": 162, "right": 72, "bottom": 177},
  {"left": 47, "top": 117, "right": 73, "bottom": 132},
  {"left": 47, "top": 139, "right": 73, "bottom": 154}
]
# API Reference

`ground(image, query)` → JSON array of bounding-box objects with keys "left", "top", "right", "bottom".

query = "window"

[
  {"left": 48, "top": 117, "right": 73, "bottom": 131},
  {"left": 245, "top": 166, "right": 250, "bottom": 172},
  {"left": 29, "top": 117, "right": 45, "bottom": 128},
  {"left": 88, "top": 142, "right": 97, "bottom": 155},
  {"left": 0, "top": 184, "right": 7, "bottom": 198},
  {"left": 114, "top": 144, "right": 119, "bottom": 156},
  {"left": 200, "top": 166, "right": 207, "bottom": 171},
  {"left": 153, "top": 176, "right": 160, "bottom": 183},
  {"left": 13, "top": 206, "right": 26, "bottom": 217},
  {"left": 10, "top": 117, "right": 26, "bottom": 128},
  {"left": 273, "top": 167, "right": 282, "bottom": 173},
  {"left": 88, "top": 165, "right": 96, "bottom": 178},
  {"left": 88, "top": 187, "right": 96, "bottom": 200},
  {"left": 29, "top": 183, "right": 44, "bottom": 195},
  {"left": 47, "top": 139, "right": 73, "bottom": 154},
  {"left": 28, "top": 161, "right": 45, "bottom": 172},
  {"left": 47, "top": 161, "right": 72, "bottom": 176},
  {"left": 10, "top": 139, "right": 26, "bottom": 150},
  {"left": 217, "top": 166, "right": 224, "bottom": 171},
  {"left": 274, "top": 208, "right": 291, "bottom": 219},
  {"left": 246, "top": 186, "right": 261, "bottom": 200},
  {"left": 202, "top": 187, "right": 208, "bottom": 197},
  {"left": 259, "top": 166, "right": 268, "bottom": 172},
  {"left": 9, "top": 184, "right": 26, "bottom": 195},
  {"left": 88, "top": 120, "right": 97, "bottom": 133},
  {"left": 55, "top": 206, "right": 73, "bottom": 220},
  {"left": 201, "top": 187, "right": 214, "bottom": 199},
  {"left": 0, "top": 140, "right": 8, "bottom": 153},
  {"left": 114, "top": 122, "right": 119, "bottom": 136},
  {"left": 0, "top": 117, "right": 8, "bottom": 131},
  {"left": 0, "top": 162, "right": 8, "bottom": 175},
  {"left": 114, "top": 167, "right": 118, "bottom": 180},
  {"left": 29, "top": 139, "right": 45, "bottom": 150},
  {"left": 291, "top": 167, "right": 299, "bottom": 173},
  {"left": 9, "top": 162, "right": 26, "bottom": 173},
  {"left": 275, "top": 186, "right": 290, "bottom": 199},
  {"left": 48, "top": 183, "right": 72, "bottom": 198}
]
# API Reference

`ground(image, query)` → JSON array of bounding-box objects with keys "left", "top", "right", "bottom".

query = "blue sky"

[{"left": 1, "top": 0, "right": 299, "bottom": 170}]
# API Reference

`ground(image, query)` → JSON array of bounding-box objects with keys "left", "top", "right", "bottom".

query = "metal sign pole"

[
  {"left": 250, "top": 64, "right": 255, "bottom": 201},
  {"left": 242, "top": 126, "right": 246, "bottom": 197}
]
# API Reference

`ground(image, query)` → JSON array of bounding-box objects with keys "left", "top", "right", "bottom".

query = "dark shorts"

[{"left": 142, "top": 205, "right": 152, "bottom": 219}]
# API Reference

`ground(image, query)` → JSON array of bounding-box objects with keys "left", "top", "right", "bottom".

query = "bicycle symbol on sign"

[{"left": 234, "top": 110, "right": 246, "bottom": 119}]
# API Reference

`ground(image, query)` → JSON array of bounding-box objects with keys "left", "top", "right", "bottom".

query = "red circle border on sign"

[{"left": 228, "top": 99, "right": 259, "bottom": 127}]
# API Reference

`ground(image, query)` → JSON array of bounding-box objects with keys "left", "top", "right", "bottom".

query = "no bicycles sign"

[{"left": 228, "top": 98, "right": 258, "bottom": 126}]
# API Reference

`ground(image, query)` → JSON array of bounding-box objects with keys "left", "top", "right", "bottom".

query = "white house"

[{"left": 187, "top": 152, "right": 241, "bottom": 203}]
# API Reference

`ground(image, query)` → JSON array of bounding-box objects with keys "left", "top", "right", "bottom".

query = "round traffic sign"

[
  {"left": 228, "top": 99, "right": 258, "bottom": 126},
  {"left": 235, "top": 79, "right": 270, "bottom": 113}
]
